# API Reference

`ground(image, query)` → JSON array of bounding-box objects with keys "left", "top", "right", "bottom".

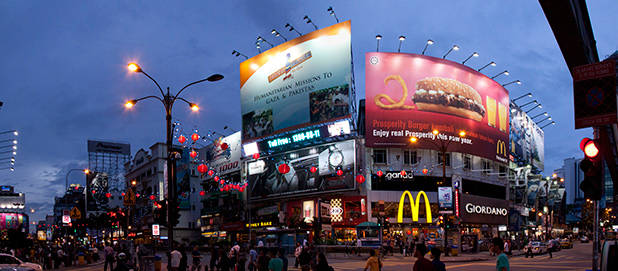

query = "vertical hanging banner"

[{"left": 240, "top": 21, "right": 352, "bottom": 142}]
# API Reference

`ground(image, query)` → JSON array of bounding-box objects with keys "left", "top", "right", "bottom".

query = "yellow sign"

[
  {"left": 397, "top": 190, "right": 432, "bottom": 223},
  {"left": 246, "top": 221, "right": 273, "bottom": 228},
  {"left": 70, "top": 207, "right": 81, "bottom": 220},
  {"left": 496, "top": 140, "right": 507, "bottom": 156},
  {"left": 124, "top": 189, "right": 136, "bottom": 206}
]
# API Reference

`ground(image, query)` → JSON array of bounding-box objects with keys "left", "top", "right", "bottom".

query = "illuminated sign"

[
  {"left": 303, "top": 200, "right": 315, "bottom": 223},
  {"left": 246, "top": 221, "right": 273, "bottom": 228},
  {"left": 62, "top": 215, "right": 71, "bottom": 224},
  {"left": 397, "top": 190, "right": 432, "bottom": 223},
  {"left": 454, "top": 190, "right": 460, "bottom": 217},
  {"left": 267, "top": 129, "right": 321, "bottom": 148},
  {"left": 464, "top": 203, "right": 508, "bottom": 216},
  {"left": 330, "top": 198, "right": 343, "bottom": 222},
  {"left": 152, "top": 224, "right": 160, "bottom": 236}
]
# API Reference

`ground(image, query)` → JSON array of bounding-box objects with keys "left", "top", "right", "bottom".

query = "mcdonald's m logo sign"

[
  {"left": 496, "top": 140, "right": 507, "bottom": 156},
  {"left": 397, "top": 190, "right": 432, "bottom": 223}
]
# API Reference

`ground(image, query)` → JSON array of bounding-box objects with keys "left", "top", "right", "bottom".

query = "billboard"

[
  {"left": 438, "top": 187, "right": 453, "bottom": 209},
  {"left": 198, "top": 132, "right": 241, "bottom": 177},
  {"left": 365, "top": 52, "right": 510, "bottom": 163},
  {"left": 176, "top": 148, "right": 191, "bottom": 209},
  {"left": 240, "top": 21, "right": 352, "bottom": 142},
  {"left": 0, "top": 213, "right": 26, "bottom": 230},
  {"left": 86, "top": 172, "right": 110, "bottom": 212},
  {"left": 509, "top": 105, "right": 545, "bottom": 170},
  {"left": 87, "top": 140, "right": 130, "bottom": 155},
  {"left": 248, "top": 139, "right": 356, "bottom": 199}
]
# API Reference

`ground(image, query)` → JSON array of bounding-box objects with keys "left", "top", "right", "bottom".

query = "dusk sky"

[{"left": 0, "top": 0, "right": 616, "bottom": 224}]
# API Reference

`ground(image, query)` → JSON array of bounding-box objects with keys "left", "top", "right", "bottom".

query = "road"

[{"left": 59, "top": 242, "right": 593, "bottom": 271}]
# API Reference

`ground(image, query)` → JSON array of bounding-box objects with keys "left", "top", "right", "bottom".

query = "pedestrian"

[
  {"left": 170, "top": 248, "right": 182, "bottom": 271},
  {"left": 257, "top": 248, "right": 270, "bottom": 271},
  {"left": 547, "top": 240, "right": 553, "bottom": 258},
  {"left": 315, "top": 252, "right": 332, "bottom": 271},
  {"left": 298, "top": 247, "right": 311, "bottom": 271},
  {"left": 503, "top": 239, "right": 510, "bottom": 256},
  {"left": 525, "top": 241, "right": 533, "bottom": 258},
  {"left": 248, "top": 245, "right": 258, "bottom": 271},
  {"left": 429, "top": 247, "right": 445, "bottom": 271},
  {"left": 218, "top": 248, "right": 232, "bottom": 271},
  {"left": 294, "top": 242, "right": 302, "bottom": 268},
  {"left": 209, "top": 246, "right": 218, "bottom": 271},
  {"left": 363, "top": 249, "right": 381, "bottom": 271},
  {"left": 278, "top": 248, "right": 288, "bottom": 271},
  {"left": 356, "top": 238, "right": 362, "bottom": 256},
  {"left": 412, "top": 244, "right": 435, "bottom": 271},
  {"left": 491, "top": 237, "right": 509, "bottom": 271},
  {"left": 267, "top": 249, "right": 283, "bottom": 271},
  {"left": 180, "top": 245, "right": 188, "bottom": 271},
  {"left": 191, "top": 246, "right": 201, "bottom": 271}
]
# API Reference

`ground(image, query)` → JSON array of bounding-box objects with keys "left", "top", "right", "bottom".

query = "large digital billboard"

[
  {"left": 509, "top": 105, "right": 544, "bottom": 170},
  {"left": 199, "top": 132, "right": 241, "bottom": 177},
  {"left": 365, "top": 52, "right": 510, "bottom": 163},
  {"left": 240, "top": 21, "right": 352, "bottom": 142},
  {"left": 248, "top": 139, "right": 356, "bottom": 199}
]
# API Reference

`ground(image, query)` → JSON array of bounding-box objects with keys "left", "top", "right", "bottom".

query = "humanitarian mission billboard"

[
  {"left": 240, "top": 21, "right": 352, "bottom": 142},
  {"left": 365, "top": 52, "right": 510, "bottom": 163}
]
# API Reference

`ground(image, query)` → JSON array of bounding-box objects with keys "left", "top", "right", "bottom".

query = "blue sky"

[{"left": 0, "top": 0, "right": 616, "bottom": 223}]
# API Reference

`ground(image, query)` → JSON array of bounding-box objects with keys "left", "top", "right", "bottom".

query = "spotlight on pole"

[
  {"left": 271, "top": 29, "right": 287, "bottom": 42},
  {"left": 491, "top": 70, "right": 509, "bottom": 79},
  {"left": 478, "top": 61, "right": 496, "bottom": 72},
  {"left": 327, "top": 6, "right": 339, "bottom": 23},
  {"left": 531, "top": 112, "right": 548, "bottom": 120},
  {"left": 512, "top": 93, "right": 532, "bottom": 103},
  {"left": 397, "top": 36, "right": 406, "bottom": 53},
  {"left": 442, "top": 44, "right": 460, "bottom": 59},
  {"left": 303, "top": 15, "right": 318, "bottom": 30},
  {"left": 526, "top": 104, "right": 542, "bottom": 114},
  {"left": 519, "top": 100, "right": 538, "bottom": 108},
  {"left": 461, "top": 52, "right": 479, "bottom": 64},
  {"left": 540, "top": 121, "right": 556, "bottom": 129},
  {"left": 256, "top": 42, "right": 261, "bottom": 53},
  {"left": 502, "top": 80, "right": 521, "bottom": 87},
  {"left": 257, "top": 36, "right": 273, "bottom": 48},
  {"left": 537, "top": 116, "right": 552, "bottom": 123},
  {"left": 421, "top": 39, "right": 434, "bottom": 55},
  {"left": 375, "top": 35, "right": 382, "bottom": 52},
  {"left": 285, "top": 23, "right": 303, "bottom": 36},
  {"left": 232, "top": 50, "right": 248, "bottom": 59}
]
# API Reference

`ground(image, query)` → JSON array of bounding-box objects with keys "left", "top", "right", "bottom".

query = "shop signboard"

[
  {"left": 303, "top": 200, "right": 314, "bottom": 223},
  {"left": 459, "top": 194, "right": 508, "bottom": 225},
  {"left": 371, "top": 174, "right": 450, "bottom": 191},
  {"left": 240, "top": 21, "right": 352, "bottom": 142},
  {"left": 365, "top": 52, "right": 510, "bottom": 163},
  {"left": 37, "top": 230, "right": 46, "bottom": 241},
  {"left": 509, "top": 104, "right": 544, "bottom": 170},
  {"left": 152, "top": 224, "right": 160, "bottom": 236},
  {"left": 397, "top": 190, "right": 433, "bottom": 223},
  {"left": 438, "top": 187, "right": 453, "bottom": 209},
  {"left": 248, "top": 140, "right": 356, "bottom": 199},
  {"left": 62, "top": 215, "right": 71, "bottom": 224},
  {"left": 199, "top": 132, "right": 241, "bottom": 177}
]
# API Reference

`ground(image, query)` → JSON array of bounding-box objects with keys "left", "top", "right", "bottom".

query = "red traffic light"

[{"left": 580, "top": 138, "right": 599, "bottom": 158}]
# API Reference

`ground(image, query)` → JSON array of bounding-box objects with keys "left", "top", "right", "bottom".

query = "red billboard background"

[{"left": 365, "top": 52, "right": 509, "bottom": 163}]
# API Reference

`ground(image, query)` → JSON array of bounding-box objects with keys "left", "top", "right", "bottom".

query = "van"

[{"left": 600, "top": 240, "right": 617, "bottom": 271}]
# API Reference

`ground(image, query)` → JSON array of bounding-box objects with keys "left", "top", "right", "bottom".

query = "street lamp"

[
  {"left": 125, "top": 62, "right": 223, "bottom": 251},
  {"left": 526, "top": 104, "right": 542, "bottom": 114},
  {"left": 421, "top": 39, "right": 434, "bottom": 55},
  {"left": 512, "top": 93, "right": 532, "bottom": 103},
  {"left": 271, "top": 29, "right": 287, "bottom": 42},
  {"left": 491, "top": 70, "right": 509, "bottom": 79},
  {"left": 65, "top": 168, "right": 90, "bottom": 192},
  {"left": 327, "top": 6, "right": 339, "bottom": 23},
  {"left": 461, "top": 51, "right": 478, "bottom": 64},
  {"left": 303, "top": 15, "right": 318, "bottom": 30},
  {"left": 0, "top": 130, "right": 19, "bottom": 136},
  {"left": 519, "top": 100, "right": 538, "bottom": 108},
  {"left": 257, "top": 36, "right": 273, "bottom": 48},
  {"left": 442, "top": 44, "right": 459, "bottom": 59},
  {"left": 540, "top": 121, "right": 556, "bottom": 129},
  {"left": 531, "top": 112, "right": 548, "bottom": 120},
  {"left": 502, "top": 80, "right": 521, "bottom": 87},
  {"left": 478, "top": 61, "right": 496, "bottom": 72},
  {"left": 397, "top": 36, "right": 406, "bottom": 53},
  {"left": 285, "top": 23, "right": 303, "bottom": 36},
  {"left": 375, "top": 35, "right": 382, "bottom": 52},
  {"left": 232, "top": 50, "right": 249, "bottom": 60}
]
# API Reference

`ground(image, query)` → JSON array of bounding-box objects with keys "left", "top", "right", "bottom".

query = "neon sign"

[
  {"left": 397, "top": 190, "right": 432, "bottom": 223},
  {"left": 267, "top": 129, "right": 321, "bottom": 148}
]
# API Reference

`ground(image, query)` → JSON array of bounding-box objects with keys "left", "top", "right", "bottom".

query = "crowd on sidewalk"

[{"left": 1, "top": 242, "right": 102, "bottom": 270}]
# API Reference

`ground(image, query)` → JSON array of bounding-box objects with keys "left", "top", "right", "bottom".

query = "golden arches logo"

[
  {"left": 397, "top": 190, "right": 432, "bottom": 223},
  {"left": 497, "top": 140, "right": 507, "bottom": 156}
]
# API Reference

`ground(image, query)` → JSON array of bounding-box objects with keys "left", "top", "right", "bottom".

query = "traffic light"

[
  {"left": 153, "top": 200, "right": 167, "bottom": 225},
  {"left": 169, "top": 199, "right": 181, "bottom": 227},
  {"left": 579, "top": 138, "right": 603, "bottom": 200}
]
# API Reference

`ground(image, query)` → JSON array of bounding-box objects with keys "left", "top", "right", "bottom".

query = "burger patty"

[{"left": 413, "top": 89, "right": 486, "bottom": 116}]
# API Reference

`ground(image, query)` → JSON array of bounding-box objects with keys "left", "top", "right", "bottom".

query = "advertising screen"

[
  {"left": 438, "top": 187, "right": 453, "bottom": 209},
  {"left": 176, "top": 148, "right": 191, "bottom": 209},
  {"left": 248, "top": 139, "right": 356, "bottom": 199},
  {"left": 0, "top": 213, "right": 26, "bottom": 230},
  {"left": 198, "top": 132, "right": 241, "bottom": 177},
  {"left": 509, "top": 105, "right": 544, "bottom": 170},
  {"left": 365, "top": 52, "right": 510, "bottom": 163},
  {"left": 240, "top": 21, "right": 352, "bottom": 142}
]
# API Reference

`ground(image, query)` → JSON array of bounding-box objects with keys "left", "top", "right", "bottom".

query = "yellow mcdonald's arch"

[
  {"left": 497, "top": 140, "right": 507, "bottom": 156},
  {"left": 397, "top": 190, "right": 432, "bottom": 223}
]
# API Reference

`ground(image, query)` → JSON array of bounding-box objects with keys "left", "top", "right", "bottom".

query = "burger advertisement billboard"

[
  {"left": 365, "top": 52, "right": 510, "bottom": 163},
  {"left": 240, "top": 21, "right": 352, "bottom": 142},
  {"left": 509, "top": 105, "right": 544, "bottom": 170}
]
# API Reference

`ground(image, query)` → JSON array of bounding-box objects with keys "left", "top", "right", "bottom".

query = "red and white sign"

[
  {"left": 152, "top": 224, "right": 160, "bottom": 236},
  {"left": 454, "top": 190, "right": 460, "bottom": 217},
  {"left": 62, "top": 215, "right": 71, "bottom": 224}
]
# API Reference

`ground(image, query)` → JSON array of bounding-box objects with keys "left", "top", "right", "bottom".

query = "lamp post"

[
  {"left": 125, "top": 62, "right": 223, "bottom": 251},
  {"left": 65, "top": 168, "right": 90, "bottom": 192}
]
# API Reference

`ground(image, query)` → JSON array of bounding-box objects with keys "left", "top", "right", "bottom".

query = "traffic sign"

[
  {"left": 70, "top": 207, "right": 81, "bottom": 220},
  {"left": 124, "top": 189, "right": 136, "bottom": 206},
  {"left": 572, "top": 60, "right": 616, "bottom": 129}
]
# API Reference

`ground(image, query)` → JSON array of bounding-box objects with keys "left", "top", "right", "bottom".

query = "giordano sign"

[
  {"left": 397, "top": 190, "right": 432, "bottom": 223},
  {"left": 465, "top": 203, "right": 508, "bottom": 216},
  {"left": 459, "top": 193, "right": 508, "bottom": 225}
]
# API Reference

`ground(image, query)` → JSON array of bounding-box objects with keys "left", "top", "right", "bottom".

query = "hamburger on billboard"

[
  {"left": 365, "top": 52, "right": 509, "bottom": 163},
  {"left": 240, "top": 21, "right": 352, "bottom": 142}
]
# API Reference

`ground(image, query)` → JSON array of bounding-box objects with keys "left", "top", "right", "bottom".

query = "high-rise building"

[{"left": 555, "top": 157, "right": 584, "bottom": 205}]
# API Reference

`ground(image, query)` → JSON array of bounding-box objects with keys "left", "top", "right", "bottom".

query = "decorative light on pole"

[
  {"left": 397, "top": 36, "right": 406, "bottom": 53},
  {"left": 303, "top": 15, "right": 318, "bottom": 30},
  {"left": 478, "top": 61, "right": 496, "bottom": 72},
  {"left": 327, "top": 7, "right": 339, "bottom": 23},
  {"left": 491, "top": 70, "right": 509, "bottom": 79},
  {"left": 421, "top": 39, "right": 434, "bottom": 55},
  {"left": 232, "top": 50, "right": 248, "bottom": 59},
  {"left": 502, "top": 80, "right": 521, "bottom": 87},
  {"left": 285, "top": 23, "right": 303, "bottom": 36},
  {"left": 461, "top": 52, "right": 479, "bottom": 64},
  {"left": 271, "top": 29, "right": 287, "bottom": 42},
  {"left": 442, "top": 44, "right": 460, "bottom": 59},
  {"left": 375, "top": 35, "right": 382, "bottom": 52},
  {"left": 511, "top": 93, "right": 532, "bottom": 103}
]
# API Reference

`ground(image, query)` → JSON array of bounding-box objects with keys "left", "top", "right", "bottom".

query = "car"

[
  {"left": 530, "top": 241, "right": 547, "bottom": 254},
  {"left": 0, "top": 254, "right": 42, "bottom": 271},
  {"left": 560, "top": 238, "right": 573, "bottom": 249},
  {"left": 600, "top": 240, "right": 617, "bottom": 271},
  {"left": 581, "top": 236, "right": 590, "bottom": 243}
]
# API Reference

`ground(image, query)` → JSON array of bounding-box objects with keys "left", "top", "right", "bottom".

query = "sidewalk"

[{"left": 325, "top": 250, "right": 526, "bottom": 263}]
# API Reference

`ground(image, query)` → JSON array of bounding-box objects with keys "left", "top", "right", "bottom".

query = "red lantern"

[
  {"left": 221, "top": 142, "right": 229, "bottom": 150},
  {"left": 198, "top": 164, "right": 208, "bottom": 174},
  {"left": 105, "top": 193, "right": 111, "bottom": 198},
  {"left": 310, "top": 166, "right": 317, "bottom": 173},
  {"left": 239, "top": 187, "right": 245, "bottom": 192},
  {"left": 91, "top": 190, "right": 96, "bottom": 194},
  {"left": 136, "top": 193, "right": 140, "bottom": 198},
  {"left": 191, "top": 133, "right": 200, "bottom": 142},
  {"left": 190, "top": 150, "right": 198, "bottom": 159},
  {"left": 422, "top": 168, "right": 428, "bottom": 174},
  {"left": 219, "top": 188, "right": 224, "bottom": 192},
  {"left": 406, "top": 230, "right": 412, "bottom": 235},
  {"left": 199, "top": 190, "right": 206, "bottom": 196},
  {"left": 214, "top": 176, "right": 220, "bottom": 182},
  {"left": 278, "top": 163, "right": 290, "bottom": 174},
  {"left": 376, "top": 170, "right": 384, "bottom": 177},
  {"left": 401, "top": 170, "right": 407, "bottom": 176},
  {"left": 219, "top": 179, "right": 225, "bottom": 185},
  {"left": 121, "top": 192, "right": 125, "bottom": 196},
  {"left": 74, "top": 186, "right": 79, "bottom": 190},
  {"left": 355, "top": 175, "right": 366, "bottom": 184},
  {"left": 149, "top": 195, "right": 156, "bottom": 200},
  {"left": 252, "top": 153, "right": 260, "bottom": 159},
  {"left": 178, "top": 135, "right": 186, "bottom": 144},
  {"left": 336, "top": 169, "right": 343, "bottom": 176},
  {"left": 208, "top": 170, "right": 214, "bottom": 176}
]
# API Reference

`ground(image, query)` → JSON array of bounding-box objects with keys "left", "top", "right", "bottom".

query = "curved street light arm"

[
  {"left": 176, "top": 97, "right": 194, "bottom": 107},
  {"left": 174, "top": 78, "right": 211, "bottom": 101},
  {"left": 135, "top": 95, "right": 165, "bottom": 105},
  {"left": 140, "top": 70, "right": 166, "bottom": 97}
]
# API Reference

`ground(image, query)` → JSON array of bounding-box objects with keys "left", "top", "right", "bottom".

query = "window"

[
  {"left": 482, "top": 160, "right": 491, "bottom": 174},
  {"left": 403, "top": 150, "right": 417, "bottom": 165},
  {"left": 463, "top": 155, "right": 472, "bottom": 170},
  {"left": 437, "top": 152, "right": 451, "bottom": 167},
  {"left": 499, "top": 165, "right": 507, "bottom": 174},
  {"left": 373, "top": 149, "right": 387, "bottom": 164}
]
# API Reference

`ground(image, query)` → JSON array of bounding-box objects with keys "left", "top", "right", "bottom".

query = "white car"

[
  {"left": 0, "top": 253, "right": 42, "bottom": 271},
  {"left": 530, "top": 241, "right": 547, "bottom": 254}
]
